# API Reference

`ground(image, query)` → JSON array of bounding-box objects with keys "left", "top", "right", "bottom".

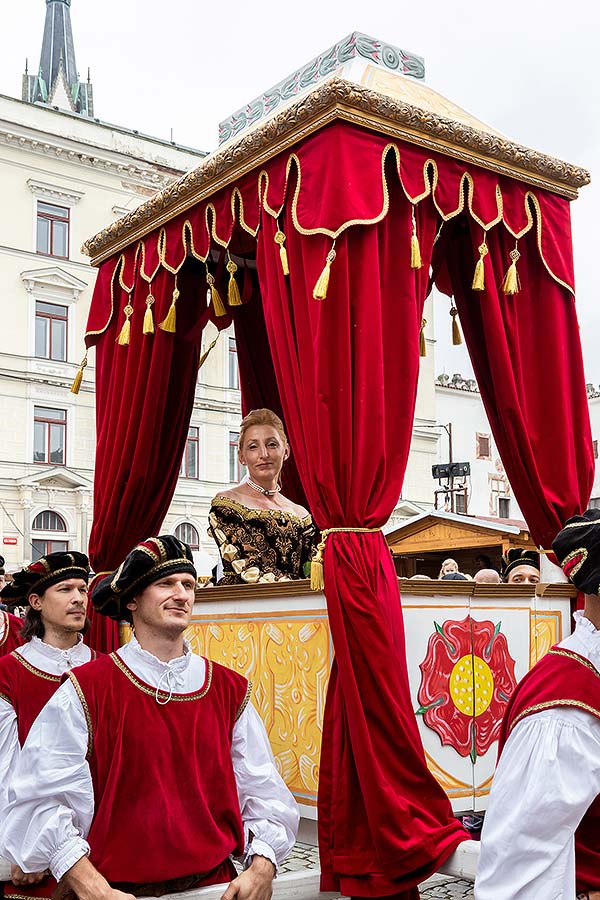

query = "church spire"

[{"left": 22, "top": 0, "right": 94, "bottom": 117}]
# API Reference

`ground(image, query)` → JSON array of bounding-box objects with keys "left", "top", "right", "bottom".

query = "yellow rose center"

[{"left": 449, "top": 654, "right": 494, "bottom": 717}]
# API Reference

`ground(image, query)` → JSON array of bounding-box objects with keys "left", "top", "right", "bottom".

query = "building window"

[
  {"left": 180, "top": 426, "right": 199, "bottom": 479},
  {"left": 476, "top": 433, "right": 491, "bottom": 460},
  {"left": 175, "top": 522, "right": 200, "bottom": 550},
  {"left": 36, "top": 202, "right": 70, "bottom": 258},
  {"left": 455, "top": 492, "right": 467, "bottom": 515},
  {"left": 228, "top": 337, "right": 239, "bottom": 390},
  {"left": 229, "top": 431, "right": 247, "bottom": 483},
  {"left": 35, "top": 301, "right": 68, "bottom": 361},
  {"left": 34, "top": 406, "right": 66, "bottom": 465},
  {"left": 31, "top": 510, "right": 68, "bottom": 560},
  {"left": 498, "top": 497, "right": 511, "bottom": 519},
  {"left": 32, "top": 510, "right": 66, "bottom": 531}
]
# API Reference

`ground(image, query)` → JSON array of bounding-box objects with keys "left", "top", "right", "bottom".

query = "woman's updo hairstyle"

[{"left": 238, "top": 408, "right": 289, "bottom": 451}]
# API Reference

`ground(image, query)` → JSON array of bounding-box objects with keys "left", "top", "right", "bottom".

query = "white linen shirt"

[
  {"left": 0, "top": 636, "right": 93, "bottom": 878},
  {"left": 0, "top": 635, "right": 299, "bottom": 880},
  {"left": 475, "top": 612, "right": 600, "bottom": 900}
]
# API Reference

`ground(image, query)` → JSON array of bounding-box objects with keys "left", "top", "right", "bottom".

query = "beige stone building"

[{"left": 0, "top": 3, "right": 443, "bottom": 572}]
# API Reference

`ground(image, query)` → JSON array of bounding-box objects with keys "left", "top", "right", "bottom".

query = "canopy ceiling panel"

[{"left": 80, "top": 72, "right": 593, "bottom": 895}]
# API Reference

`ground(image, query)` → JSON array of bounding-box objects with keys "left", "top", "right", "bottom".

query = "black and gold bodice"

[{"left": 208, "top": 496, "right": 317, "bottom": 585}]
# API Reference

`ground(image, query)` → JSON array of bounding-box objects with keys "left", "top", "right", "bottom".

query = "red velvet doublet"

[
  {"left": 500, "top": 646, "right": 600, "bottom": 893},
  {"left": 0, "top": 650, "right": 62, "bottom": 745},
  {"left": 0, "top": 612, "right": 24, "bottom": 659},
  {"left": 68, "top": 652, "right": 250, "bottom": 885}
]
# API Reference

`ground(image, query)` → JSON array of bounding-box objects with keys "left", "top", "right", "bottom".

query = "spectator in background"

[
  {"left": 474, "top": 569, "right": 501, "bottom": 585},
  {"left": 501, "top": 549, "right": 540, "bottom": 585},
  {"left": 439, "top": 558, "right": 459, "bottom": 578}
]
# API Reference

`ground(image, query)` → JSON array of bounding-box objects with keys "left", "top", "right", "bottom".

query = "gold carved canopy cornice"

[{"left": 82, "top": 77, "right": 590, "bottom": 266}]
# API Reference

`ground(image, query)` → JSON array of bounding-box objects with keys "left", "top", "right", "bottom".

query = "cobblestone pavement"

[{"left": 278, "top": 843, "right": 474, "bottom": 898}]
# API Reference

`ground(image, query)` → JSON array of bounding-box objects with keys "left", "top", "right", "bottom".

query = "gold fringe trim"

[
  {"left": 419, "top": 318, "right": 427, "bottom": 357},
  {"left": 313, "top": 243, "right": 336, "bottom": 300},
  {"left": 206, "top": 267, "right": 226, "bottom": 317},
  {"left": 410, "top": 207, "right": 422, "bottom": 269},
  {"left": 311, "top": 527, "right": 382, "bottom": 591},
  {"left": 274, "top": 227, "right": 289, "bottom": 275},
  {"left": 450, "top": 306, "right": 462, "bottom": 345},
  {"left": 502, "top": 247, "right": 521, "bottom": 295},
  {"left": 70, "top": 354, "right": 88, "bottom": 394},
  {"left": 159, "top": 275, "right": 179, "bottom": 333},
  {"left": 198, "top": 335, "right": 219, "bottom": 369},
  {"left": 143, "top": 292, "right": 155, "bottom": 335},
  {"left": 472, "top": 239, "right": 488, "bottom": 291},
  {"left": 116, "top": 302, "right": 133, "bottom": 345},
  {"left": 226, "top": 256, "right": 242, "bottom": 306}
]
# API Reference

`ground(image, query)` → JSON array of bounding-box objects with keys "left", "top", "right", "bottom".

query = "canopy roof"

[{"left": 83, "top": 68, "right": 590, "bottom": 266}]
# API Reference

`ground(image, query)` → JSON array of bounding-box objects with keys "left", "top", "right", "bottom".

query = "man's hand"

[
  {"left": 60, "top": 856, "right": 135, "bottom": 900},
  {"left": 10, "top": 864, "right": 48, "bottom": 886},
  {"left": 220, "top": 854, "right": 275, "bottom": 900}
]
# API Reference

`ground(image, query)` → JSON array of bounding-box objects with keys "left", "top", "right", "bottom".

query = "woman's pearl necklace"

[{"left": 247, "top": 478, "right": 281, "bottom": 497}]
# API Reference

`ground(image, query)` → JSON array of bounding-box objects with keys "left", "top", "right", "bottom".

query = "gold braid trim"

[
  {"left": 236, "top": 680, "right": 253, "bottom": 722},
  {"left": 67, "top": 672, "right": 93, "bottom": 760},
  {"left": 0, "top": 611, "right": 9, "bottom": 648},
  {"left": 510, "top": 698, "right": 600, "bottom": 733},
  {"left": 0, "top": 691, "right": 12, "bottom": 707},
  {"left": 12, "top": 651, "right": 61, "bottom": 683},
  {"left": 547, "top": 647, "right": 600, "bottom": 675},
  {"left": 311, "top": 527, "right": 382, "bottom": 591},
  {"left": 109, "top": 653, "right": 214, "bottom": 702},
  {"left": 211, "top": 495, "right": 312, "bottom": 526}
]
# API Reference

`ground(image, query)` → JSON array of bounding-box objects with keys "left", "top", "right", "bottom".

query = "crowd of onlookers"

[{"left": 408, "top": 549, "right": 541, "bottom": 585}]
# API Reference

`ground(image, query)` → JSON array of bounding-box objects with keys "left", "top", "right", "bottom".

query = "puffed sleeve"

[
  {"left": 208, "top": 501, "right": 264, "bottom": 584},
  {"left": 231, "top": 703, "right": 299, "bottom": 871},
  {"left": 475, "top": 707, "right": 600, "bottom": 900},
  {"left": 0, "top": 681, "right": 94, "bottom": 880}
]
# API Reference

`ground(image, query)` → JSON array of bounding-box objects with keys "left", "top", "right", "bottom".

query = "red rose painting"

[{"left": 416, "top": 616, "right": 517, "bottom": 762}]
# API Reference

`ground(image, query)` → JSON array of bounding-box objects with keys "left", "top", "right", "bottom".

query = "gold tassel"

[
  {"left": 419, "top": 318, "right": 427, "bottom": 357},
  {"left": 274, "top": 228, "right": 289, "bottom": 275},
  {"left": 502, "top": 247, "right": 521, "bottom": 295},
  {"left": 410, "top": 207, "right": 422, "bottom": 269},
  {"left": 226, "top": 256, "right": 242, "bottom": 306},
  {"left": 159, "top": 276, "right": 179, "bottom": 333},
  {"left": 472, "top": 240, "right": 488, "bottom": 291},
  {"left": 117, "top": 302, "right": 133, "bottom": 346},
  {"left": 143, "top": 293, "right": 155, "bottom": 335},
  {"left": 198, "top": 335, "right": 219, "bottom": 370},
  {"left": 206, "top": 268, "right": 226, "bottom": 317},
  {"left": 70, "top": 354, "right": 88, "bottom": 395},
  {"left": 450, "top": 306, "right": 463, "bottom": 345},
  {"left": 310, "top": 534, "right": 326, "bottom": 591},
  {"left": 313, "top": 243, "right": 336, "bottom": 300}
]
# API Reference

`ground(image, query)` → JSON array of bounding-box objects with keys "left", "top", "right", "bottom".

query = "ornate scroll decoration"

[{"left": 82, "top": 77, "right": 590, "bottom": 266}]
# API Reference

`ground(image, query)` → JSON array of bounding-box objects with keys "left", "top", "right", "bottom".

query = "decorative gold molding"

[{"left": 82, "top": 78, "right": 590, "bottom": 266}]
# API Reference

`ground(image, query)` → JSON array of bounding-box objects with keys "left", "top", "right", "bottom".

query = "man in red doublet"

[
  {"left": 0, "top": 536, "right": 298, "bottom": 900},
  {"left": 0, "top": 556, "right": 23, "bottom": 659},
  {"left": 0, "top": 551, "right": 94, "bottom": 899},
  {"left": 476, "top": 509, "right": 600, "bottom": 900}
]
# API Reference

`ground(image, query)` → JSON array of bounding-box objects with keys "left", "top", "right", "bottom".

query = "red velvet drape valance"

[{"left": 83, "top": 119, "right": 594, "bottom": 895}]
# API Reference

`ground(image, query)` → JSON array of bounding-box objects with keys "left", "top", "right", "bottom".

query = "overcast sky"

[{"left": 2, "top": 0, "right": 600, "bottom": 380}]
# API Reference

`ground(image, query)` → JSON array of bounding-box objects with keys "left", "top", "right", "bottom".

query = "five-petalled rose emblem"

[{"left": 416, "top": 616, "right": 517, "bottom": 762}]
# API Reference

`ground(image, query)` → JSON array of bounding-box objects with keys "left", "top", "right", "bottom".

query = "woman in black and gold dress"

[{"left": 209, "top": 409, "right": 317, "bottom": 585}]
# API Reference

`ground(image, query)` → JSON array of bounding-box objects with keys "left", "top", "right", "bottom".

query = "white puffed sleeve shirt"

[
  {"left": 475, "top": 612, "right": 600, "bottom": 900},
  {"left": 0, "top": 636, "right": 299, "bottom": 880},
  {"left": 0, "top": 636, "right": 93, "bottom": 878}
]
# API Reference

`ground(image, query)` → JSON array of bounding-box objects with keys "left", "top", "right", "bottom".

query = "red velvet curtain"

[
  {"left": 86, "top": 260, "right": 207, "bottom": 650},
  {"left": 435, "top": 216, "right": 594, "bottom": 549},
  {"left": 256, "top": 173, "right": 467, "bottom": 897}
]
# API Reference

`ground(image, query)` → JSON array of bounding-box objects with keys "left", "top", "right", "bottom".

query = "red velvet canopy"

[{"left": 82, "top": 119, "right": 593, "bottom": 895}]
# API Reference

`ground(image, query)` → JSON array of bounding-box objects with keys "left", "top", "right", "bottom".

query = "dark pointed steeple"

[{"left": 22, "top": 0, "right": 94, "bottom": 117}]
